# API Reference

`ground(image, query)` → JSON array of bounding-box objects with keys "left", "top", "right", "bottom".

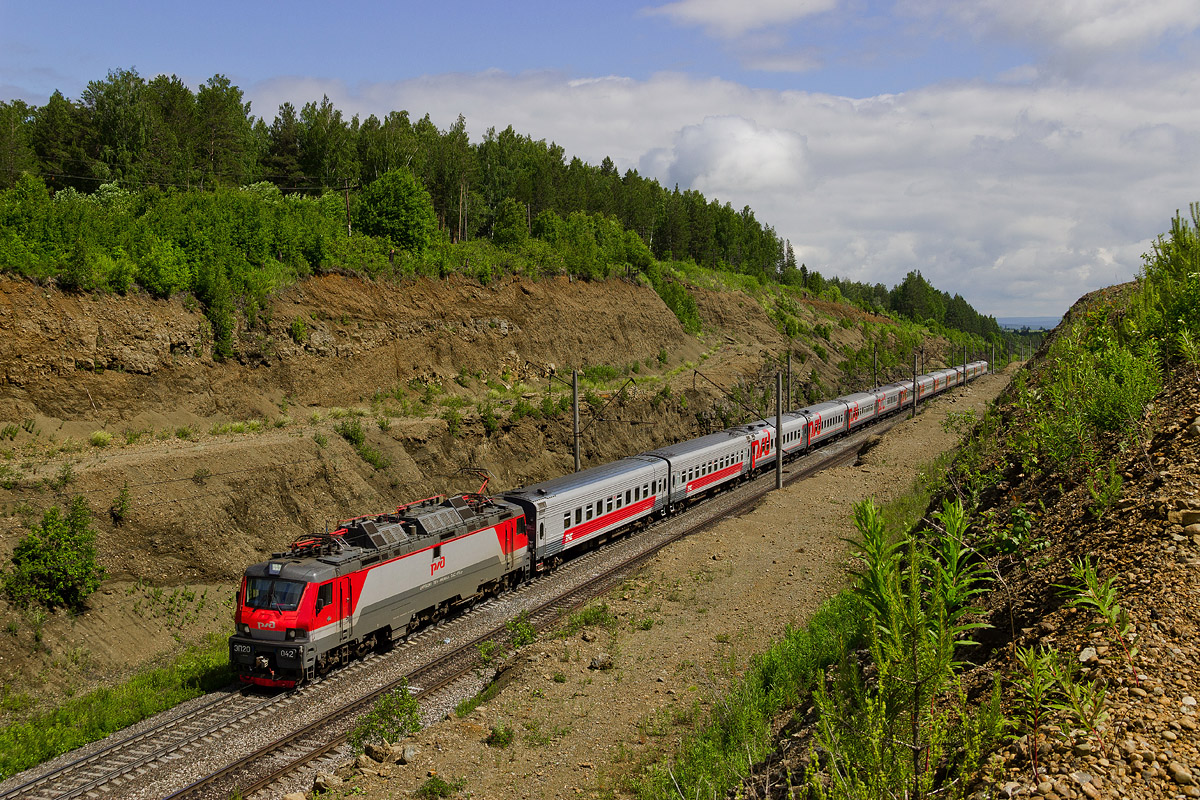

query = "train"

[{"left": 229, "top": 360, "right": 989, "bottom": 687}]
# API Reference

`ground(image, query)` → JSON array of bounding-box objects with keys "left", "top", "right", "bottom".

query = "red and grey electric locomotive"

[{"left": 229, "top": 488, "right": 528, "bottom": 687}]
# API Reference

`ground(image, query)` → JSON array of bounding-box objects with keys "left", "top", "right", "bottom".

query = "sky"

[{"left": 4, "top": 1, "right": 1200, "bottom": 319}]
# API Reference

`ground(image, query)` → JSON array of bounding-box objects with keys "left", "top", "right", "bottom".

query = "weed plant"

[
  {"left": 507, "top": 611, "right": 536, "bottom": 648},
  {"left": 808, "top": 499, "right": 1001, "bottom": 800},
  {"left": 635, "top": 591, "right": 868, "bottom": 799},
  {"left": 1011, "top": 644, "right": 1111, "bottom": 780},
  {"left": 1054, "top": 558, "right": 1139, "bottom": 685},
  {"left": 349, "top": 680, "right": 420, "bottom": 752},
  {"left": 455, "top": 674, "right": 504, "bottom": 717},
  {"left": 443, "top": 408, "right": 462, "bottom": 437},
  {"left": 415, "top": 775, "right": 468, "bottom": 798},
  {"left": 561, "top": 602, "right": 617, "bottom": 636},
  {"left": 485, "top": 723, "right": 514, "bottom": 747},
  {"left": 1012, "top": 645, "right": 1058, "bottom": 781},
  {"left": 109, "top": 483, "right": 131, "bottom": 526},
  {"left": 1086, "top": 459, "right": 1123, "bottom": 519}
]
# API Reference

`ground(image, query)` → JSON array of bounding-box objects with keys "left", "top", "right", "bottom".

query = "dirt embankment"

[{"left": 0, "top": 272, "right": 959, "bottom": 711}]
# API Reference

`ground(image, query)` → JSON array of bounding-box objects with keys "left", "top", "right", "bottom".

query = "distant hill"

[{"left": 998, "top": 317, "right": 1060, "bottom": 331}]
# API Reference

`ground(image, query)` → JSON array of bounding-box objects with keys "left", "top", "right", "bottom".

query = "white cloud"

[
  {"left": 642, "top": 116, "right": 810, "bottom": 196},
  {"left": 247, "top": 63, "right": 1200, "bottom": 317},
  {"left": 641, "top": 0, "right": 838, "bottom": 38},
  {"left": 901, "top": 0, "right": 1200, "bottom": 72},
  {"left": 742, "top": 50, "right": 823, "bottom": 73}
]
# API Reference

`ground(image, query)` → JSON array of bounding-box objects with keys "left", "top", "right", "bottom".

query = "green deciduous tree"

[
  {"left": 355, "top": 168, "right": 437, "bottom": 253},
  {"left": 3, "top": 496, "right": 105, "bottom": 610},
  {"left": 81, "top": 67, "right": 150, "bottom": 185},
  {"left": 491, "top": 197, "right": 528, "bottom": 249},
  {"left": 143, "top": 74, "right": 198, "bottom": 188},
  {"left": 31, "top": 91, "right": 87, "bottom": 191},
  {"left": 299, "top": 95, "right": 357, "bottom": 189},
  {"left": 0, "top": 99, "right": 36, "bottom": 190},
  {"left": 196, "top": 74, "right": 256, "bottom": 187},
  {"left": 263, "top": 102, "right": 305, "bottom": 189}
]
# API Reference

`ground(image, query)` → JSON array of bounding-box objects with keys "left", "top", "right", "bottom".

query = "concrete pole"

[
  {"left": 786, "top": 352, "right": 792, "bottom": 410},
  {"left": 775, "top": 372, "right": 783, "bottom": 490},
  {"left": 572, "top": 369, "right": 580, "bottom": 473}
]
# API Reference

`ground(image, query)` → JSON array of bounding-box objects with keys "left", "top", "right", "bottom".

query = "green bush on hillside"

[{"left": 3, "top": 496, "right": 105, "bottom": 610}]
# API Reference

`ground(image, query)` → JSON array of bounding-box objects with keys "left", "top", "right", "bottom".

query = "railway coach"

[
  {"left": 642, "top": 427, "right": 761, "bottom": 512},
  {"left": 874, "top": 381, "right": 911, "bottom": 418},
  {"left": 503, "top": 455, "right": 669, "bottom": 571},
  {"left": 794, "top": 399, "right": 850, "bottom": 447}
]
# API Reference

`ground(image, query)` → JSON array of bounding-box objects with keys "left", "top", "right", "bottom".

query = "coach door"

[{"left": 338, "top": 576, "right": 352, "bottom": 642}]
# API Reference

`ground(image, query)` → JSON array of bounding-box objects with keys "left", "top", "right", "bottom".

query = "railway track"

[
  {"left": 0, "top": 688, "right": 271, "bottom": 800},
  {"left": 0, "top": 418, "right": 885, "bottom": 800}
]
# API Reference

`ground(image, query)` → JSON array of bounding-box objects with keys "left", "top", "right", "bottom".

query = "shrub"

[
  {"left": 652, "top": 278, "right": 701, "bottom": 333},
  {"left": 357, "top": 444, "right": 390, "bottom": 471},
  {"left": 88, "top": 430, "right": 112, "bottom": 448},
  {"left": 479, "top": 402, "right": 499, "bottom": 435},
  {"left": 288, "top": 317, "right": 308, "bottom": 344},
  {"left": 3, "top": 496, "right": 105, "bottom": 610},
  {"left": 582, "top": 364, "right": 618, "bottom": 383},
  {"left": 334, "top": 418, "right": 365, "bottom": 447},
  {"left": 355, "top": 168, "right": 438, "bottom": 254}
]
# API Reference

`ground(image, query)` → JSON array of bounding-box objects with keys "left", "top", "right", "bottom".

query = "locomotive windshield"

[{"left": 245, "top": 577, "right": 306, "bottom": 611}]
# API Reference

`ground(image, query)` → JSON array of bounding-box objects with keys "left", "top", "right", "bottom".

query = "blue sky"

[{"left": 5, "top": 0, "right": 1200, "bottom": 318}]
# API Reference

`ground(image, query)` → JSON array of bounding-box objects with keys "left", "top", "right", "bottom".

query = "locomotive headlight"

[
  {"left": 286, "top": 627, "right": 306, "bottom": 640},
  {"left": 239, "top": 623, "right": 250, "bottom": 635}
]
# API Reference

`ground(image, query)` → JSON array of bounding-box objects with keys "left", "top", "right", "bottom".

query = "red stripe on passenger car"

[
  {"left": 687, "top": 462, "right": 741, "bottom": 494},
  {"left": 563, "top": 496, "right": 656, "bottom": 545}
]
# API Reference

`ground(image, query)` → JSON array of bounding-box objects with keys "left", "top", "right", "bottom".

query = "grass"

[
  {"left": 635, "top": 591, "right": 868, "bottom": 799},
  {"left": 455, "top": 673, "right": 504, "bottom": 717},
  {"left": 560, "top": 602, "right": 618, "bottom": 637},
  {"left": 0, "top": 632, "right": 231, "bottom": 780}
]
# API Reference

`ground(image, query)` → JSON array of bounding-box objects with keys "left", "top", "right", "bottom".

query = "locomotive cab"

[{"left": 229, "top": 558, "right": 338, "bottom": 688}]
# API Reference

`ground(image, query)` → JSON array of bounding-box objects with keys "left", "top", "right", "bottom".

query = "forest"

[{"left": 0, "top": 67, "right": 1007, "bottom": 352}]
